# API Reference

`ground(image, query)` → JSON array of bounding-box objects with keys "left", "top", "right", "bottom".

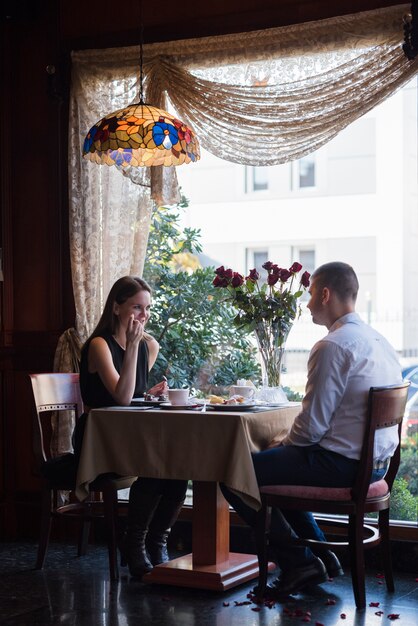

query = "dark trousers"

[{"left": 221, "top": 444, "right": 386, "bottom": 572}]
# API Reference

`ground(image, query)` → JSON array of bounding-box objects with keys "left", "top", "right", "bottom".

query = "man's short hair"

[{"left": 312, "top": 262, "right": 359, "bottom": 303}]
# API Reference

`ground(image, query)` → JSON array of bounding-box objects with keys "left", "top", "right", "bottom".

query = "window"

[
  {"left": 248, "top": 250, "right": 269, "bottom": 278},
  {"left": 291, "top": 249, "right": 315, "bottom": 301},
  {"left": 179, "top": 78, "right": 418, "bottom": 532},
  {"left": 71, "top": 23, "right": 418, "bottom": 536},
  {"left": 292, "top": 154, "right": 316, "bottom": 189},
  {"left": 246, "top": 166, "right": 269, "bottom": 192},
  {"left": 297, "top": 249, "right": 315, "bottom": 274}
]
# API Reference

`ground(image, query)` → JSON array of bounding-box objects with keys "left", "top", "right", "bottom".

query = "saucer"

[
  {"left": 131, "top": 397, "right": 167, "bottom": 407},
  {"left": 159, "top": 402, "right": 199, "bottom": 410}
]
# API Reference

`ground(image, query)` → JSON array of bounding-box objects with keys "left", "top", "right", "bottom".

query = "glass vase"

[{"left": 254, "top": 320, "right": 289, "bottom": 403}]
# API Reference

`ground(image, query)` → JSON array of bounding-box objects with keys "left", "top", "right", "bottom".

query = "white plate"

[
  {"left": 159, "top": 403, "right": 200, "bottom": 410},
  {"left": 206, "top": 403, "right": 258, "bottom": 412},
  {"left": 257, "top": 401, "right": 290, "bottom": 407}
]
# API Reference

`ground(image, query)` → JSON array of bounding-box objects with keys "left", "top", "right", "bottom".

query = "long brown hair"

[{"left": 88, "top": 276, "right": 152, "bottom": 343}]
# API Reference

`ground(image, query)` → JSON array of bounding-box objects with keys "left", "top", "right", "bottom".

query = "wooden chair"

[
  {"left": 255, "top": 382, "right": 410, "bottom": 609},
  {"left": 30, "top": 372, "right": 136, "bottom": 580}
]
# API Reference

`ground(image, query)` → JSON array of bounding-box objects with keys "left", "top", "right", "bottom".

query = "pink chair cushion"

[{"left": 260, "top": 479, "right": 389, "bottom": 501}]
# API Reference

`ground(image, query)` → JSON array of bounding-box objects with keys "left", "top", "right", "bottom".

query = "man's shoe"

[
  {"left": 319, "top": 550, "right": 344, "bottom": 579},
  {"left": 265, "top": 557, "right": 328, "bottom": 597}
]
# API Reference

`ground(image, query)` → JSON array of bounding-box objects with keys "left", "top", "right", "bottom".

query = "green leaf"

[{"left": 246, "top": 279, "right": 256, "bottom": 293}]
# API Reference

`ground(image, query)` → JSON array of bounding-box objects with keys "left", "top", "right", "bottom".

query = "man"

[{"left": 221, "top": 261, "right": 402, "bottom": 596}]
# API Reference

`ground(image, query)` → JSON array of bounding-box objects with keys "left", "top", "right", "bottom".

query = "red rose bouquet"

[{"left": 213, "top": 261, "right": 310, "bottom": 389}]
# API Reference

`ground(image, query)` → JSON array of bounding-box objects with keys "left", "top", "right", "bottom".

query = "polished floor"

[{"left": 0, "top": 541, "right": 417, "bottom": 625}]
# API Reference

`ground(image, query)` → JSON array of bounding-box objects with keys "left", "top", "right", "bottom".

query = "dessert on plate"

[{"left": 208, "top": 394, "right": 246, "bottom": 405}]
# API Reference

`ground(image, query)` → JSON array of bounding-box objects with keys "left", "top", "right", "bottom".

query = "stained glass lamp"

[{"left": 82, "top": 102, "right": 200, "bottom": 167}]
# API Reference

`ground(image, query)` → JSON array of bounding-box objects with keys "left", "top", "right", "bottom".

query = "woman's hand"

[
  {"left": 126, "top": 314, "right": 144, "bottom": 346},
  {"left": 147, "top": 380, "right": 169, "bottom": 397}
]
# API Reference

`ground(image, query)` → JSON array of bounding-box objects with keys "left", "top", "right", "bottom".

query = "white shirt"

[{"left": 282, "top": 312, "right": 402, "bottom": 461}]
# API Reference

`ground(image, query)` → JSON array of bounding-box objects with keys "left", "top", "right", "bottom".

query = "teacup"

[
  {"left": 230, "top": 385, "right": 255, "bottom": 400},
  {"left": 168, "top": 388, "right": 190, "bottom": 405}
]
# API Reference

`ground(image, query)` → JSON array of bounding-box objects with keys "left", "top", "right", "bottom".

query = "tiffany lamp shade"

[{"left": 83, "top": 101, "right": 200, "bottom": 168}]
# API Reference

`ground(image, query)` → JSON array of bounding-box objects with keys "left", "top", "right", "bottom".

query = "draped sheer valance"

[
  {"left": 68, "top": 3, "right": 418, "bottom": 344},
  {"left": 72, "top": 4, "right": 418, "bottom": 172}
]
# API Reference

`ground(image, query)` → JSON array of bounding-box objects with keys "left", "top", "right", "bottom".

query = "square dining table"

[{"left": 76, "top": 402, "right": 300, "bottom": 590}]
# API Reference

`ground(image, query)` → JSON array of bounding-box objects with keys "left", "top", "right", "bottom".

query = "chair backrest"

[
  {"left": 353, "top": 382, "right": 410, "bottom": 501},
  {"left": 29, "top": 373, "right": 83, "bottom": 464}
]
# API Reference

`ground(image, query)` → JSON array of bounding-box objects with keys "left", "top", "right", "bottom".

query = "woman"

[{"left": 76, "top": 276, "right": 188, "bottom": 578}]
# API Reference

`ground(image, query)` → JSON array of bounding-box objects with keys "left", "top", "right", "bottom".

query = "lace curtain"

[{"left": 66, "top": 2, "right": 418, "bottom": 351}]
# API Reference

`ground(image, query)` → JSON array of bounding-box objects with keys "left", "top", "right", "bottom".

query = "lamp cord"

[{"left": 139, "top": 0, "right": 144, "bottom": 103}]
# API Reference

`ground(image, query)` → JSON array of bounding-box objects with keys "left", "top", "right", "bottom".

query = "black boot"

[
  {"left": 126, "top": 484, "right": 161, "bottom": 578},
  {"left": 313, "top": 549, "right": 344, "bottom": 578},
  {"left": 146, "top": 496, "right": 185, "bottom": 566}
]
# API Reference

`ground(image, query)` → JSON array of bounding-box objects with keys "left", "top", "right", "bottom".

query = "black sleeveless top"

[{"left": 79, "top": 332, "right": 149, "bottom": 408}]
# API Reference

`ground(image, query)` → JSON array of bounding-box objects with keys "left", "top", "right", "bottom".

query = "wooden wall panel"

[
  {"left": 0, "top": 0, "right": 73, "bottom": 538},
  {"left": 59, "top": 0, "right": 408, "bottom": 49},
  {"left": 10, "top": 8, "right": 66, "bottom": 331}
]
